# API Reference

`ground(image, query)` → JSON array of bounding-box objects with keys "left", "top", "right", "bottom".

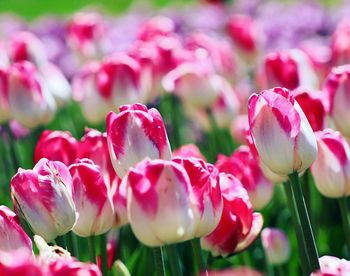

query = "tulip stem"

[
  {"left": 166, "top": 244, "right": 182, "bottom": 276},
  {"left": 3, "top": 124, "right": 20, "bottom": 169},
  {"left": 338, "top": 197, "right": 350, "bottom": 255},
  {"left": 55, "top": 235, "right": 66, "bottom": 249},
  {"left": 289, "top": 172, "right": 320, "bottom": 273},
  {"left": 283, "top": 181, "right": 309, "bottom": 276},
  {"left": 100, "top": 234, "right": 108, "bottom": 275},
  {"left": 152, "top": 247, "right": 166, "bottom": 276},
  {"left": 66, "top": 231, "right": 79, "bottom": 258},
  {"left": 191, "top": 238, "right": 207, "bottom": 275},
  {"left": 88, "top": 236, "right": 96, "bottom": 263}
]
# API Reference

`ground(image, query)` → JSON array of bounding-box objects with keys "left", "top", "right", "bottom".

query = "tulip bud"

[
  {"left": 262, "top": 49, "right": 318, "bottom": 91},
  {"left": 248, "top": 87, "right": 317, "bottom": 176},
  {"left": 261, "top": 228, "right": 290, "bottom": 265},
  {"left": 72, "top": 62, "right": 111, "bottom": 124},
  {"left": 324, "top": 65, "right": 350, "bottom": 137},
  {"left": 66, "top": 12, "right": 105, "bottom": 60},
  {"left": 8, "top": 61, "right": 56, "bottom": 128},
  {"left": 78, "top": 128, "right": 118, "bottom": 188},
  {"left": 96, "top": 54, "right": 140, "bottom": 109},
  {"left": 173, "top": 144, "right": 206, "bottom": 161},
  {"left": 34, "top": 235, "right": 71, "bottom": 265},
  {"left": 293, "top": 89, "right": 327, "bottom": 132},
  {"left": 106, "top": 103, "right": 172, "bottom": 179},
  {"left": 162, "top": 62, "right": 220, "bottom": 108},
  {"left": 201, "top": 173, "right": 263, "bottom": 257},
  {"left": 9, "top": 31, "right": 47, "bottom": 66},
  {"left": 69, "top": 158, "right": 114, "bottom": 237},
  {"left": 0, "top": 205, "right": 32, "bottom": 253},
  {"left": 34, "top": 130, "right": 78, "bottom": 166},
  {"left": 230, "top": 114, "right": 249, "bottom": 145},
  {"left": 0, "top": 68, "right": 10, "bottom": 123},
  {"left": 226, "top": 15, "right": 261, "bottom": 57},
  {"left": 10, "top": 158, "right": 76, "bottom": 242},
  {"left": 173, "top": 157, "right": 223, "bottom": 237},
  {"left": 311, "top": 256, "right": 350, "bottom": 276},
  {"left": 215, "top": 146, "right": 274, "bottom": 210},
  {"left": 126, "top": 158, "right": 196, "bottom": 246},
  {"left": 311, "top": 129, "right": 350, "bottom": 198},
  {"left": 331, "top": 20, "right": 350, "bottom": 66},
  {"left": 201, "top": 267, "right": 263, "bottom": 276},
  {"left": 9, "top": 120, "right": 30, "bottom": 139}
]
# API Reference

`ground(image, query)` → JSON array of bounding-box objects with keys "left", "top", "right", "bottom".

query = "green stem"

[
  {"left": 166, "top": 244, "right": 182, "bottom": 276},
  {"left": 289, "top": 172, "right": 320, "bottom": 273},
  {"left": 66, "top": 231, "right": 78, "bottom": 258},
  {"left": 283, "top": 181, "right": 309, "bottom": 275},
  {"left": 100, "top": 234, "right": 108, "bottom": 275},
  {"left": 3, "top": 124, "right": 20, "bottom": 169},
  {"left": 169, "top": 94, "right": 182, "bottom": 149},
  {"left": 338, "top": 197, "right": 350, "bottom": 255},
  {"left": 88, "top": 236, "right": 96, "bottom": 263},
  {"left": 152, "top": 247, "right": 166, "bottom": 276},
  {"left": 191, "top": 238, "right": 207, "bottom": 275},
  {"left": 55, "top": 235, "right": 66, "bottom": 249}
]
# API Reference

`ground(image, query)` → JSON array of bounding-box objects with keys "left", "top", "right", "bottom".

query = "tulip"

[
  {"left": 48, "top": 258, "right": 102, "bottom": 276},
  {"left": 10, "top": 158, "right": 76, "bottom": 242},
  {"left": 9, "top": 31, "right": 47, "bottom": 66},
  {"left": 230, "top": 114, "right": 249, "bottom": 145},
  {"left": 162, "top": 61, "right": 220, "bottom": 108},
  {"left": 8, "top": 61, "right": 56, "bottom": 128},
  {"left": 66, "top": 12, "right": 105, "bottom": 60},
  {"left": 215, "top": 146, "right": 274, "bottom": 210},
  {"left": 201, "top": 173, "right": 263, "bottom": 257},
  {"left": 262, "top": 49, "right": 318, "bottom": 91},
  {"left": 96, "top": 54, "right": 141, "bottom": 109},
  {"left": 137, "top": 16, "right": 175, "bottom": 41},
  {"left": 226, "top": 14, "right": 261, "bottom": 57},
  {"left": 311, "top": 256, "right": 350, "bottom": 276},
  {"left": 248, "top": 87, "right": 317, "bottom": 176},
  {"left": 106, "top": 103, "right": 172, "bottom": 179},
  {"left": 185, "top": 32, "right": 237, "bottom": 80},
  {"left": 293, "top": 89, "right": 327, "bottom": 132},
  {"left": 173, "top": 144, "right": 206, "bottom": 161},
  {"left": 261, "top": 228, "right": 290, "bottom": 265},
  {"left": 126, "top": 158, "right": 196, "bottom": 246},
  {"left": 173, "top": 157, "right": 223, "bottom": 237},
  {"left": 78, "top": 128, "right": 118, "bottom": 189},
  {"left": 331, "top": 19, "right": 350, "bottom": 66},
  {"left": 324, "top": 65, "right": 350, "bottom": 137},
  {"left": 201, "top": 267, "right": 263, "bottom": 276},
  {"left": 0, "top": 249, "right": 43, "bottom": 276},
  {"left": 69, "top": 158, "right": 114, "bottom": 237},
  {"left": 9, "top": 120, "right": 30, "bottom": 139},
  {"left": 34, "top": 130, "right": 78, "bottom": 166},
  {"left": 0, "top": 205, "right": 32, "bottom": 253},
  {"left": 34, "top": 235, "right": 71, "bottom": 265},
  {"left": 72, "top": 62, "right": 111, "bottom": 124},
  {"left": 0, "top": 68, "right": 10, "bottom": 123},
  {"left": 311, "top": 129, "right": 350, "bottom": 198},
  {"left": 129, "top": 40, "right": 162, "bottom": 103}
]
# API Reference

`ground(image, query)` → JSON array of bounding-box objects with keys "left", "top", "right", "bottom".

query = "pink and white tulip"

[
  {"left": 324, "top": 65, "right": 350, "bottom": 137},
  {"left": 0, "top": 205, "right": 32, "bottom": 253},
  {"left": 34, "top": 130, "right": 78, "bottom": 166},
  {"left": 311, "top": 256, "right": 350, "bottom": 276},
  {"left": 201, "top": 173, "right": 263, "bottom": 257},
  {"left": 106, "top": 103, "right": 172, "bottom": 179},
  {"left": 173, "top": 157, "right": 223, "bottom": 237},
  {"left": 8, "top": 61, "right": 56, "bottom": 128},
  {"left": 331, "top": 20, "right": 350, "bottom": 66},
  {"left": 126, "top": 158, "right": 196, "bottom": 246},
  {"left": 173, "top": 144, "right": 206, "bottom": 161},
  {"left": 10, "top": 158, "right": 76, "bottom": 241},
  {"left": 261, "top": 228, "right": 290, "bottom": 265},
  {"left": 69, "top": 159, "right": 114, "bottom": 237},
  {"left": 248, "top": 87, "right": 317, "bottom": 176},
  {"left": 311, "top": 129, "right": 350, "bottom": 198},
  {"left": 262, "top": 49, "right": 318, "bottom": 91},
  {"left": 0, "top": 68, "right": 10, "bottom": 123},
  {"left": 215, "top": 146, "right": 274, "bottom": 210}
]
